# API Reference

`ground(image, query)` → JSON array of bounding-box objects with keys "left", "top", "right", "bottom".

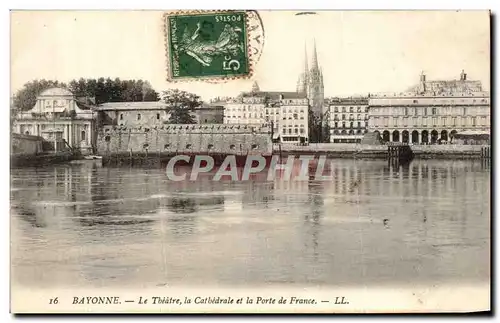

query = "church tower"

[
  {"left": 296, "top": 45, "right": 309, "bottom": 94},
  {"left": 307, "top": 39, "right": 325, "bottom": 116},
  {"left": 296, "top": 40, "right": 325, "bottom": 116}
]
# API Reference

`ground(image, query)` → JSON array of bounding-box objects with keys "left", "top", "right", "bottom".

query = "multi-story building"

[
  {"left": 368, "top": 70, "right": 490, "bottom": 144},
  {"left": 325, "top": 97, "right": 369, "bottom": 143},
  {"left": 277, "top": 95, "right": 309, "bottom": 144},
  {"left": 224, "top": 82, "right": 266, "bottom": 125},
  {"left": 97, "top": 101, "right": 170, "bottom": 128},
  {"left": 224, "top": 82, "right": 309, "bottom": 144},
  {"left": 96, "top": 101, "right": 224, "bottom": 128},
  {"left": 13, "top": 87, "right": 97, "bottom": 153}
]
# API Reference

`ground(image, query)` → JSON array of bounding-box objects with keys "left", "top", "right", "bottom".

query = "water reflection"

[{"left": 10, "top": 158, "right": 490, "bottom": 288}]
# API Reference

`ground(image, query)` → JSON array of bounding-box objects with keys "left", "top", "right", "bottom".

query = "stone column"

[
  {"left": 69, "top": 123, "right": 73, "bottom": 147},
  {"left": 85, "top": 123, "right": 89, "bottom": 145}
]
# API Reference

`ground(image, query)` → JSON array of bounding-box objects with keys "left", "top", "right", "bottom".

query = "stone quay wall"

[
  {"left": 11, "top": 133, "right": 44, "bottom": 156},
  {"left": 274, "top": 143, "right": 490, "bottom": 159},
  {"left": 10, "top": 133, "right": 78, "bottom": 168},
  {"left": 275, "top": 143, "right": 388, "bottom": 159},
  {"left": 96, "top": 124, "right": 273, "bottom": 156}
]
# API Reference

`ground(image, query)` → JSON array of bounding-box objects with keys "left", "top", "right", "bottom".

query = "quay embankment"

[
  {"left": 100, "top": 152, "right": 272, "bottom": 168},
  {"left": 275, "top": 143, "right": 491, "bottom": 160},
  {"left": 10, "top": 152, "right": 78, "bottom": 168},
  {"left": 10, "top": 133, "right": 80, "bottom": 168},
  {"left": 100, "top": 143, "right": 491, "bottom": 168}
]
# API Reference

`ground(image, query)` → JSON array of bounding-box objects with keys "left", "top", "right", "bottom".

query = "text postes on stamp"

[{"left": 166, "top": 11, "right": 250, "bottom": 81}]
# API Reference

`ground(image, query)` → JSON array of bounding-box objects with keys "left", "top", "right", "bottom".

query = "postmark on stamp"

[{"left": 164, "top": 10, "right": 263, "bottom": 82}]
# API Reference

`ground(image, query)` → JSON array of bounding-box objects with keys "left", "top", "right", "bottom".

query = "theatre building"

[
  {"left": 13, "top": 87, "right": 97, "bottom": 153},
  {"left": 368, "top": 71, "right": 490, "bottom": 144}
]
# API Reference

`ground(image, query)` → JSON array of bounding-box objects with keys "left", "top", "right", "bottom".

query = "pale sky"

[{"left": 10, "top": 10, "right": 490, "bottom": 100}]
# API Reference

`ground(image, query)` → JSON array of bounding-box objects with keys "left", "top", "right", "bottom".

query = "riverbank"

[
  {"left": 10, "top": 144, "right": 490, "bottom": 169},
  {"left": 274, "top": 143, "right": 491, "bottom": 160},
  {"left": 10, "top": 152, "right": 79, "bottom": 168},
  {"left": 101, "top": 152, "right": 273, "bottom": 168}
]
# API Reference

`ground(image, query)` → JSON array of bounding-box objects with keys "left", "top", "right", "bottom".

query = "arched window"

[{"left": 81, "top": 130, "right": 86, "bottom": 141}]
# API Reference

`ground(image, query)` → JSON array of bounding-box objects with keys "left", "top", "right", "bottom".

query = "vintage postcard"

[{"left": 9, "top": 9, "right": 491, "bottom": 314}]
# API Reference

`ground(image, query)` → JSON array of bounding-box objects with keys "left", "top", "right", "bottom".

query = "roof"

[
  {"left": 406, "top": 79, "right": 484, "bottom": 95},
  {"left": 76, "top": 100, "right": 96, "bottom": 110},
  {"left": 241, "top": 91, "right": 307, "bottom": 100},
  {"left": 96, "top": 101, "right": 167, "bottom": 111},
  {"left": 39, "top": 87, "right": 74, "bottom": 97},
  {"left": 455, "top": 130, "right": 490, "bottom": 136},
  {"left": 328, "top": 97, "right": 369, "bottom": 105}
]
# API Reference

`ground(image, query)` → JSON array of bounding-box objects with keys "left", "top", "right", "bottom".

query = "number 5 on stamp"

[{"left": 164, "top": 10, "right": 250, "bottom": 81}]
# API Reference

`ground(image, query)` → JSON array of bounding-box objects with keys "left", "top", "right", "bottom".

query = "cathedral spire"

[
  {"left": 296, "top": 42, "right": 309, "bottom": 94},
  {"left": 311, "top": 38, "right": 319, "bottom": 71},
  {"left": 303, "top": 43, "right": 309, "bottom": 75},
  {"left": 307, "top": 38, "right": 324, "bottom": 117}
]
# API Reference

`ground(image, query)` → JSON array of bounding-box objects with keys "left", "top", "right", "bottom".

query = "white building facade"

[
  {"left": 13, "top": 87, "right": 96, "bottom": 153},
  {"left": 325, "top": 97, "right": 369, "bottom": 143},
  {"left": 224, "top": 82, "right": 309, "bottom": 144},
  {"left": 368, "top": 71, "right": 490, "bottom": 144}
]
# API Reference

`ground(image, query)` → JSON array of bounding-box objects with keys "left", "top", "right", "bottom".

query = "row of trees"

[
  {"left": 12, "top": 78, "right": 160, "bottom": 111},
  {"left": 11, "top": 79, "right": 200, "bottom": 124}
]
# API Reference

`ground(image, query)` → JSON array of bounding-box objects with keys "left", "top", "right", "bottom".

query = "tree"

[
  {"left": 13, "top": 79, "right": 67, "bottom": 111},
  {"left": 161, "top": 89, "right": 202, "bottom": 124},
  {"left": 12, "top": 78, "right": 160, "bottom": 112},
  {"left": 68, "top": 78, "right": 159, "bottom": 104}
]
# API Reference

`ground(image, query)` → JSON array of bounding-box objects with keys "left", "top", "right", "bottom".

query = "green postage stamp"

[{"left": 164, "top": 10, "right": 253, "bottom": 81}]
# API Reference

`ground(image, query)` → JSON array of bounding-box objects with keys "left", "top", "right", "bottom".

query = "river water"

[{"left": 10, "top": 159, "right": 490, "bottom": 289}]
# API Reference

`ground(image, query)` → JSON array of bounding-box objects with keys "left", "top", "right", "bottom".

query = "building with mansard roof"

[{"left": 368, "top": 70, "right": 490, "bottom": 144}]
